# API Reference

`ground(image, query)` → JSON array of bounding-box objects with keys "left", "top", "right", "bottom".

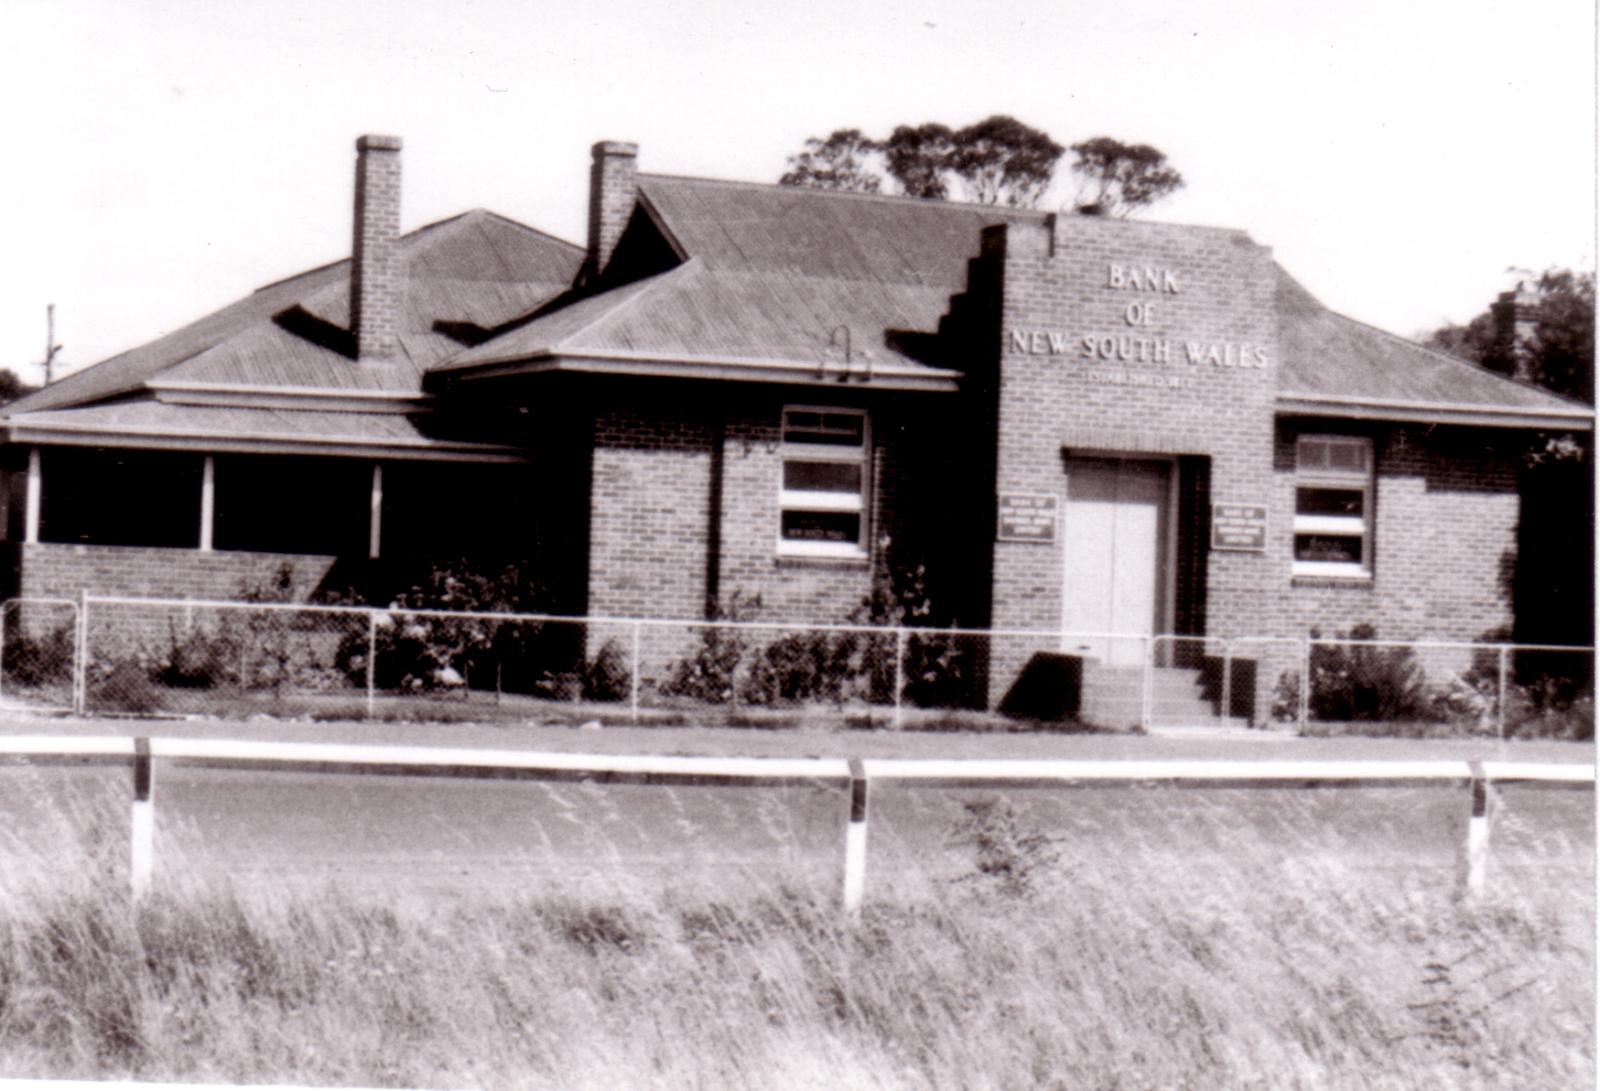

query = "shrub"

[
  {"left": 660, "top": 594, "right": 760, "bottom": 706},
  {"left": 742, "top": 629, "right": 891, "bottom": 706},
  {"left": 947, "top": 796, "right": 1062, "bottom": 899},
  {"left": 87, "top": 656, "right": 163, "bottom": 714},
  {"left": 1506, "top": 674, "right": 1594, "bottom": 740},
  {"left": 330, "top": 559, "right": 574, "bottom": 694},
  {"left": 1, "top": 619, "right": 75, "bottom": 687},
  {"left": 151, "top": 619, "right": 240, "bottom": 690},
  {"left": 901, "top": 630, "right": 978, "bottom": 709},
  {"left": 1306, "top": 624, "right": 1429, "bottom": 723},
  {"left": 583, "top": 640, "right": 632, "bottom": 702}
]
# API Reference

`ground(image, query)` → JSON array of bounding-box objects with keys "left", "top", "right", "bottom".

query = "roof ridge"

[
  {"left": 1322, "top": 308, "right": 1593, "bottom": 410},
  {"left": 457, "top": 208, "right": 584, "bottom": 254},
  {"left": 639, "top": 172, "right": 1259, "bottom": 240},
  {"left": 250, "top": 209, "right": 581, "bottom": 296},
  {"left": 546, "top": 260, "right": 700, "bottom": 352},
  {"left": 639, "top": 171, "right": 1051, "bottom": 217}
]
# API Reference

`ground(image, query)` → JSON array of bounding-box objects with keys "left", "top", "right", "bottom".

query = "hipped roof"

[
  {"left": 438, "top": 173, "right": 1591, "bottom": 429},
  {"left": 6, "top": 163, "right": 1589, "bottom": 447},
  {"left": 6, "top": 210, "right": 581, "bottom": 412},
  {"left": 432, "top": 176, "right": 1046, "bottom": 388},
  {"left": 1273, "top": 272, "right": 1592, "bottom": 428}
]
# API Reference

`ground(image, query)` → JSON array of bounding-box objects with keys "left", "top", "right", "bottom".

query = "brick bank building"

[{"left": 1, "top": 135, "right": 1590, "bottom": 721}]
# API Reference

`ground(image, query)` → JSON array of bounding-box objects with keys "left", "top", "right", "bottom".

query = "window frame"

[
  {"left": 777, "top": 405, "right": 871, "bottom": 560},
  {"left": 1292, "top": 434, "right": 1373, "bottom": 579}
]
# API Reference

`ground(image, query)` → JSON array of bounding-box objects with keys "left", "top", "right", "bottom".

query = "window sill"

[
  {"left": 1291, "top": 573, "right": 1374, "bottom": 589},
  {"left": 775, "top": 552, "right": 871, "bottom": 570}
]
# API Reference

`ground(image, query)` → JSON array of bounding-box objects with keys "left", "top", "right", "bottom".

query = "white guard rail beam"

[{"left": 0, "top": 737, "right": 1590, "bottom": 910}]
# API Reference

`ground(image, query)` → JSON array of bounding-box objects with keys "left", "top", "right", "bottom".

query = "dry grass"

[{"left": 0, "top": 776, "right": 1590, "bottom": 1090}]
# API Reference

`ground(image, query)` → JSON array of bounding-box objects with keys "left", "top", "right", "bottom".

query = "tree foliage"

[
  {"left": 1425, "top": 268, "right": 1595, "bottom": 405},
  {"left": 1424, "top": 268, "right": 1595, "bottom": 648},
  {"left": 881, "top": 123, "right": 956, "bottom": 200},
  {"left": 948, "top": 116, "right": 1064, "bottom": 208},
  {"left": 777, "top": 129, "right": 882, "bottom": 194},
  {"left": 780, "top": 116, "right": 1071, "bottom": 209},
  {"left": 0, "top": 369, "right": 37, "bottom": 406},
  {"left": 1067, "top": 137, "right": 1185, "bottom": 218}
]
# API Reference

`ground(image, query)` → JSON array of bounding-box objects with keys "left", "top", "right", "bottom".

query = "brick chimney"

[
  {"left": 587, "top": 140, "right": 638, "bottom": 283},
  {"left": 1490, "top": 282, "right": 1540, "bottom": 383},
  {"left": 351, "top": 134, "right": 403, "bottom": 360}
]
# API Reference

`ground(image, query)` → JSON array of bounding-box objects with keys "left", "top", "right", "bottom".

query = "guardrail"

[{"left": 1, "top": 736, "right": 1590, "bottom": 909}]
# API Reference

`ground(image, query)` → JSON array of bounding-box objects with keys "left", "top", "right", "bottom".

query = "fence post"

[
  {"left": 1221, "top": 639, "right": 1233, "bottom": 725},
  {"left": 1141, "top": 636, "right": 1155, "bottom": 730},
  {"left": 1496, "top": 645, "right": 1510, "bottom": 742},
  {"left": 630, "top": 621, "right": 641, "bottom": 725},
  {"left": 75, "top": 592, "right": 88, "bottom": 717},
  {"left": 1298, "top": 638, "right": 1312, "bottom": 733},
  {"left": 366, "top": 610, "right": 378, "bottom": 721},
  {"left": 130, "top": 737, "right": 155, "bottom": 900},
  {"left": 1463, "top": 762, "right": 1490, "bottom": 897},
  {"left": 843, "top": 758, "right": 869, "bottom": 916},
  {"left": 892, "top": 627, "right": 906, "bottom": 730}
]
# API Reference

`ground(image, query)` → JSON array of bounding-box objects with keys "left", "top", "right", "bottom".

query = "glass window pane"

[
  {"left": 781, "top": 510, "right": 861, "bottom": 544},
  {"left": 784, "top": 461, "right": 862, "bottom": 492},
  {"left": 783, "top": 410, "right": 865, "bottom": 447},
  {"left": 1296, "top": 487, "right": 1364, "bottom": 517},
  {"left": 1328, "top": 443, "right": 1367, "bottom": 471},
  {"left": 1297, "top": 438, "right": 1330, "bottom": 470},
  {"left": 1294, "top": 534, "right": 1363, "bottom": 565}
]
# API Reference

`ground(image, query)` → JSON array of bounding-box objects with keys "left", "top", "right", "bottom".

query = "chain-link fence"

[
  {"left": 0, "top": 598, "right": 79, "bottom": 713},
  {"left": 4, "top": 594, "right": 1592, "bottom": 736},
  {"left": 1298, "top": 636, "right": 1594, "bottom": 740}
]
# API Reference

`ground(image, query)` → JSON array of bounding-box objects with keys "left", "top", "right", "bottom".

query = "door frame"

[{"left": 1058, "top": 452, "right": 1180, "bottom": 652}]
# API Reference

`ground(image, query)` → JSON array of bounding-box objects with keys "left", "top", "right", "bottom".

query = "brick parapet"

[{"left": 986, "top": 216, "right": 1281, "bottom": 645}]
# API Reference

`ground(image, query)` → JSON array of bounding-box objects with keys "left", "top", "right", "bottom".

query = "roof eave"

[
  {"left": 0, "top": 419, "right": 530, "bottom": 463},
  {"left": 1276, "top": 393, "right": 1594, "bottom": 432},
  {"left": 440, "top": 348, "right": 964, "bottom": 393}
]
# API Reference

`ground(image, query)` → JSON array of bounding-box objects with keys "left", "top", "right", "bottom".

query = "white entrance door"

[{"left": 1060, "top": 457, "right": 1171, "bottom": 664}]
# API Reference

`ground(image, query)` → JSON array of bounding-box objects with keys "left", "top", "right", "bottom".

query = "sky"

[{"left": 0, "top": 0, "right": 1593, "bottom": 382}]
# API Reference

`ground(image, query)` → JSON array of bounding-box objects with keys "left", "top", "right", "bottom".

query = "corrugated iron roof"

[
  {"left": 10, "top": 162, "right": 1587, "bottom": 435},
  {"left": 637, "top": 173, "right": 1041, "bottom": 285},
  {"left": 435, "top": 258, "right": 961, "bottom": 374},
  {"left": 5, "top": 400, "right": 526, "bottom": 460},
  {"left": 434, "top": 175, "right": 1027, "bottom": 382},
  {"left": 6, "top": 210, "right": 581, "bottom": 414},
  {"left": 1274, "top": 270, "right": 1591, "bottom": 425}
]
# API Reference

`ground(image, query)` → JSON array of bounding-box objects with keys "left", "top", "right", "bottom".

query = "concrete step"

[{"left": 1079, "top": 664, "right": 1233, "bottom": 728}]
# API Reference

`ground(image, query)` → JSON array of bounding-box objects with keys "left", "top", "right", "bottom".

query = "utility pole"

[{"left": 41, "top": 304, "right": 62, "bottom": 385}]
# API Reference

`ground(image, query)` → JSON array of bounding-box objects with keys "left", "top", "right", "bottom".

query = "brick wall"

[
  {"left": 969, "top": 214, "right": 1527, "bottom": 718},
  {"left": 1265, "top": 424, "right": 1519, "bottom": 642},
  {"left": 982, "top": 215, "right": 1281, "bottom": 696},
  {"left": 11, "top": 542, "right": 337, "bottom": 602},
  {"left": 587, "top": 395, "right": 924, "bottom": 627}
]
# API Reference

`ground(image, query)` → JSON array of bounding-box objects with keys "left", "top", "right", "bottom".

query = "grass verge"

[{"left": 0, "top": 779, "right": 1591, "bottom": 1090}]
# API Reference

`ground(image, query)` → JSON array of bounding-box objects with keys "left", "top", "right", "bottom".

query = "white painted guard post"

[
  {"left": 843, "top": 758, "right": 869, "bottom": 915},
  {"left": 130, "top": 737, "right": 155, "bottom": 899},
  {"left": 1465, "top": 760, "right": 1490, "bottom": 897}
]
